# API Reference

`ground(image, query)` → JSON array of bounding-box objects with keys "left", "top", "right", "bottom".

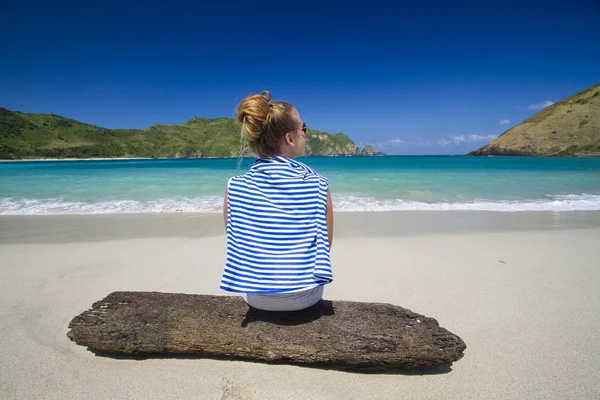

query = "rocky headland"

[
  {"left": 0, "top": 109, "right": 384, "bottom": 159},
  {"left": 469, "top": 83, "right": 600, "bottom": 156}
]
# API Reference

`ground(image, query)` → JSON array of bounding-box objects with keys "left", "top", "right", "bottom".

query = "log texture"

[{"left": 68, "top": 291, "right": 466, "bottom": 371}]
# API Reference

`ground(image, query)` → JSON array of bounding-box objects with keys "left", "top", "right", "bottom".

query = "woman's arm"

[
  {"left": 223, "top": 187, "right": 228, "bottom": 229},
  {"left": 326, "top": 189, "right": 333, "bottom": 249}
]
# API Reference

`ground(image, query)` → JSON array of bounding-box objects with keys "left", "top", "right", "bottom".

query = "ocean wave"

[
  {"left": 2, "top": 194, "right": 600, "bottom": 215},
  {"left": 334, "top": 194, "right": 600, "bottom": 212},
  {"left": 0, "top": 197, "right": 224, "bottom": 215}
]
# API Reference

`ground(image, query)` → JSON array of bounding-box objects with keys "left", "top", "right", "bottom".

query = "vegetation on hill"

[
  {"left": 469, "top": 83, "right": 600, "bottom": 156},
  {"left": 0, "top": 109, "right": 382, "bottom": 159}
]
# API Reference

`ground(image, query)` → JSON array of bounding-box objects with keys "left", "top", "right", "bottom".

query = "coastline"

[
  {"left": 1, "top": 212, "right": 599, "bottom": 399},
  {"left": 0, "top": 154, "right": 388, "bottom": 162},
  {"left": 0, "top": 157, "right": 156, "bottom": 162},
  {"left": 2, "top": 154, "right": 600, "bottom": 162}
]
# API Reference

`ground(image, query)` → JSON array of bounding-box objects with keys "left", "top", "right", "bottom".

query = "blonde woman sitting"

[{"left": 220, "top": 91, "right": 334, "bottom": 311}]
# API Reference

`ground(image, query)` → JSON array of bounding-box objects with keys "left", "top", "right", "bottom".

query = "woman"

[{"left": 220, "top": 91, "right": 334, "bottom": 311}]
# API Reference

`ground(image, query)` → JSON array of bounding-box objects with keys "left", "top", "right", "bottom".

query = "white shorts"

[{"left": 242, "top": 285, "right": 324, "bottom": 311}]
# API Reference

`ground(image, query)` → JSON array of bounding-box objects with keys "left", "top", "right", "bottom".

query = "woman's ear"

[{"left": 284, "top": 132, "right": 295, "bottom": 146}]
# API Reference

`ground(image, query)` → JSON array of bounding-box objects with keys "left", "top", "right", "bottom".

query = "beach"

[{"left": 1, "top": 211, "right": 599, "bottom": 399}]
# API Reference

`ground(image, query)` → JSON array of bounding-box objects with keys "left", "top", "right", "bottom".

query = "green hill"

[
  {"left": 0, "top": 108, "right": 377, "bottom": 159},
  {"left": 469, "top": 83, "right": 600, "bottom": 156}
]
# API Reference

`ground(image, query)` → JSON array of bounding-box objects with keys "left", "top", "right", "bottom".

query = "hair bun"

[{"left": 235, "top": 91, "right": 272, "bottom": 142}]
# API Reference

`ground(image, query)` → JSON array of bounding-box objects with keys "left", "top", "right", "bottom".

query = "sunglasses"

[{"left": 288, "top": 123, "right": 307, "bottom": 137}]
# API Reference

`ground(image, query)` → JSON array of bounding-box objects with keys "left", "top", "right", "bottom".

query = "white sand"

[{"left": 1, "top": 214, "right": 599, "bottom": 399}]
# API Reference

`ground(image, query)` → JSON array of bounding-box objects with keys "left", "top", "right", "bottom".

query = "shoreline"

[
  {"left": 2, "top": 154, "right": 600, "bottom": 162},
  {"left": 0, "top": 157, "right": 156, "bottom": 162},
  {"left": 1, "top": 155, "right": 386, "bottom": 162},
  {"left": 2, "top": 210, "right": 600, "bottom": 244}
]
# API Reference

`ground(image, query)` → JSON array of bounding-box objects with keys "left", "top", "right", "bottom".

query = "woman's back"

[{"left": 221, "top": 156, "right": 332, "bottom": 294}]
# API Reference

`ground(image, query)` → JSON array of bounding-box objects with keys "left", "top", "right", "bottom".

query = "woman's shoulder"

[{"left": 291, "top": 159, "right": 328, "bottom": 178}]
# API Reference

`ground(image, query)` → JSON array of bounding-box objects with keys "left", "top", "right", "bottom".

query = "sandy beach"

[{"left": 1, "top": 211, "right": 599, "bottom": 399}]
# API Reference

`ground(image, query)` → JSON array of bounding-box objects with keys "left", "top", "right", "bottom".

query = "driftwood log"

[{"left": 68, "top": 291, "right": 466, "bottom": 371}]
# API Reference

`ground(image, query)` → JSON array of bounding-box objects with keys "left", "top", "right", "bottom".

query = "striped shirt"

[{"left": 220, "top": 156, "right": 332, "bottom": 294}]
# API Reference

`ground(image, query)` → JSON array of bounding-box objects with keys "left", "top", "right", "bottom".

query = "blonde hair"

[{"left": 235, "top": 91, "right": 298, "bottom": 157}]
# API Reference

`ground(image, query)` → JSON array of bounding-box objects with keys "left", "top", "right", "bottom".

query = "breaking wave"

[{"left": 2, "top": 194, "right": 600, "bottom": 215}]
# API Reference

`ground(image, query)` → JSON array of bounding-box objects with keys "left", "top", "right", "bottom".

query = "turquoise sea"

[{"left": 1, "top": 156, "right": 600, "bottom": 214}]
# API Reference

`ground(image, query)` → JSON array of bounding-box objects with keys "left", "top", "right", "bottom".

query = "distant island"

[
  {"left": 0, "top": 109, "right": 385, "bottom": 160},
  {"left": 469, "top": 83, "right": 600, "bottom": 156}
]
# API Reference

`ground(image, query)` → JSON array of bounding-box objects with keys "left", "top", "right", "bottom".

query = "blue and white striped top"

[{"left": 220, "top": 156, "right": 333, "bottom": 294}]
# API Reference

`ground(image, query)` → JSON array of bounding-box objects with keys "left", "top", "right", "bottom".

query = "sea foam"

[{"left": 2, "top": 194, "right": 600, "bottom": 215}]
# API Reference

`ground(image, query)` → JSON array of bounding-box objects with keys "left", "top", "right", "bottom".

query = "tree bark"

[{"left": 68, "top": 291, "right": 466, "bottom": 371}]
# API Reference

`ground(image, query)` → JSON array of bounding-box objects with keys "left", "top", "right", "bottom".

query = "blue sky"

[{"left": 1, "top": 0, "right": 599, "bottom": 155}]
